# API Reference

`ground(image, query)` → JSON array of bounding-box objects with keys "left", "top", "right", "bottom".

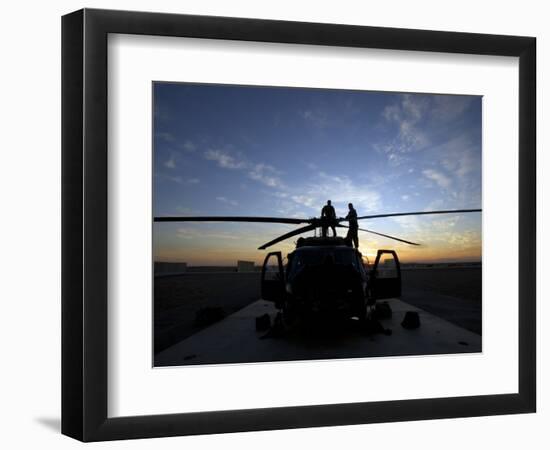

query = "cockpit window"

[{"left": 288, "top": 249, "right": 359, "bottom": 274}]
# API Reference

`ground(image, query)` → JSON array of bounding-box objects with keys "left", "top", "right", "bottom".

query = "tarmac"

[{"left": 155, "top": 297, "right": 482, "bottom": 367}]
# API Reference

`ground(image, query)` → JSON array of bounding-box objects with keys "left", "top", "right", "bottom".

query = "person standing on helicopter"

[
  {"left": 321, "top": 200, "right": 337, "bottom": 237},
  {"left": 345, "top": 202, "right": 359, "bottom": 248}
]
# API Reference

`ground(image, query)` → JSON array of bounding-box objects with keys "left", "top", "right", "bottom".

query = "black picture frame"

[{"left": 62, "top": 8, "right": 536, "bottom": 442}]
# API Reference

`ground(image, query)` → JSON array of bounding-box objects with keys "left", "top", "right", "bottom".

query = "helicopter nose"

[{"left": 323, "top": 254, "right": 335, "bottom": 265}]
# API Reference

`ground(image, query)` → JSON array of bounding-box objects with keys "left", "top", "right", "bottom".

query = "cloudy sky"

[{"left": 153, "top": 83, "right": 482, "bottom": 265}]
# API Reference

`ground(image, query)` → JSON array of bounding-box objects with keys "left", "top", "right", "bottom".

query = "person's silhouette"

[
  {"left": 345, "top": 203, "right": 359, "bottom": 248},
  {"left": 321, "top": 200, "right": 337, "bottom": 237}
]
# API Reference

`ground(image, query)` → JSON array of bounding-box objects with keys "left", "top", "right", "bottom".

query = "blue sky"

[{"left": 153, "top": 83, "right": 482, "bottom": 265}]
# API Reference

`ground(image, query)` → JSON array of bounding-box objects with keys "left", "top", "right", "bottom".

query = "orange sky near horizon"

[{"left": 153, "top": 224, "right": 482, "bottom": 266}]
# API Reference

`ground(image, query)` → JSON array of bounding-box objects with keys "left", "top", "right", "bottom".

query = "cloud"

[
  {"left": 154, "top": 171, "right": 181, "bottom": 184},
  {"left": 401, "top": 94, "right": 427, "bottom": 122},
  {"left": 423, "top": 199, "right": 445, "bottom": 211},
  {"left": 182, "top": 140, "right": 196, "bottom": 152},
  {"left": 392, "top": 215, "right": 421, "bottom": 231},
  {"left": 216, "top": 196, "right": 239, "bottom": 206},
  {"left": 264, "top": 170, "right": 382, "bottom": 221},
  {"left": 430, "top": 216, "right": 460, "bottom": 231},
  {"left": 204, "top": 149, "right": 247, "bottom": 169},
  {"left": 203, "top": 148, "right": 284, "bottom": 188},
  {"left": 422, "top": 169, "right": 451, "bottom": 189},
  {"left": 306, "top": 162, "right": 318, "bottom": 170},
  {"left": 382, "top": 94, "right": 428, "bottom": 129},
  {"left": 300, "top": 109, "right": 330, "bottom": 128},
  {"left": 156, "top": 131, "right": 175, "bottom": 143},
  {"left": 176, "top": 227, "right": 240, "bottom": 241},
  {"left": 164, "top": 155, "right": 176, "bottom": 169},
  {"left": 273, "top": 191, "right": 289, "bottom": 199},
  {"left": 424, "top": 134, "right": 481, "bottom": 208},
  {"left": 439, "top": 136, "right": 479, "bottom": 180},
  {"left": 378, "top": 94, "right": 431, "bottom": 163},
  {"left": 290, "top": 195, "right": 316, "bottom": 208},
  {"left": 163, "top": 175, "right": 183, "bottom": 184},
  {"left": 156, "top": 173, "right": 200, "bottom": 185},
  {"left": 386, "top": 152, "right": 408, "bottom": 166},
  {"left": 382, "top": 104, "right": 400, "bottom": 122},
  {"left": 318, "top": 172, "right": 382, "bottom": 209},
  {"left": 248, "top": 163, "right": 283, "bottom": 188},
  {"left": 174, "top": 206, "right": 199, "bottom": 214},
  {"left": 432, "top": 96, "right": 473, "bottom": 122},
  {"left": 283, "top": 171, "right": 382, "bottom": 215},
  {"left": 381, "top": 95, "right": 477, "bottom": 162}
]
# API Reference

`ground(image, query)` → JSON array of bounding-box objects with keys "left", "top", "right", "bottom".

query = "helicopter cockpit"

[{"left": 286, "top": 246, "right": 364, "bottom": 278}]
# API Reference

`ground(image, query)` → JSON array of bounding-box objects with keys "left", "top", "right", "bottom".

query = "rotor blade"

[
  {"left": 337, "top": 225, "right": 420, "bottom": 246},
  {"left": 154, "top": 216, "right": 309, "bottom": 225},
  {"left": 353, "top": 208, "right": 482, "bottom": 221},
  {"left": 258, "top": 224, "right": 317, "bottom": 250}
]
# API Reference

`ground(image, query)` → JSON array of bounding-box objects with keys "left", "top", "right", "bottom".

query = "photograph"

[{"left": 152, "top": 83, "right": 483, "bottom": 367}]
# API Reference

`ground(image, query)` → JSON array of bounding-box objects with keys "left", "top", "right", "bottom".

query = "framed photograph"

[
  {"left": 151, "top": 82, "right": 485, "bottom": 367},
  {"left": 62, "top": 8, "right": 536, "bottom": 441}
]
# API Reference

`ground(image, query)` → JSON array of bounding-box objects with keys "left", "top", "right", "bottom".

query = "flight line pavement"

[{"left": 155, "top": 297, "right": 481, "bottom": 367}]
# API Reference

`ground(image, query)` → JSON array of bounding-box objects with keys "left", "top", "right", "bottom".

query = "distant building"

[
  {"left": 237, "top": 260, "right": 255, "bottom": 272},
  {"left": 154, "top": 262, "right": 187, "bottom": 276}
]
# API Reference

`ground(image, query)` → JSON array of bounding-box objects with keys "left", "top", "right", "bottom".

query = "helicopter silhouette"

[{"left": 154, "top": 208, "right": 481, "bottom": 325}]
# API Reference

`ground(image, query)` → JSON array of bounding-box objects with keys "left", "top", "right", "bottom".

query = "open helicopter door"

[
  {"left": 370, "top": 250, "right": 402, "bottom": 300},
  {"left": 261, "top": 251, "right": 285, "bottom": 304}
]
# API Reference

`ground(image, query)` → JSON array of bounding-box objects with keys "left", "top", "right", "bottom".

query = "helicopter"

[{"left": 154, "top": 208, "right": 481, "bottom": 325}]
